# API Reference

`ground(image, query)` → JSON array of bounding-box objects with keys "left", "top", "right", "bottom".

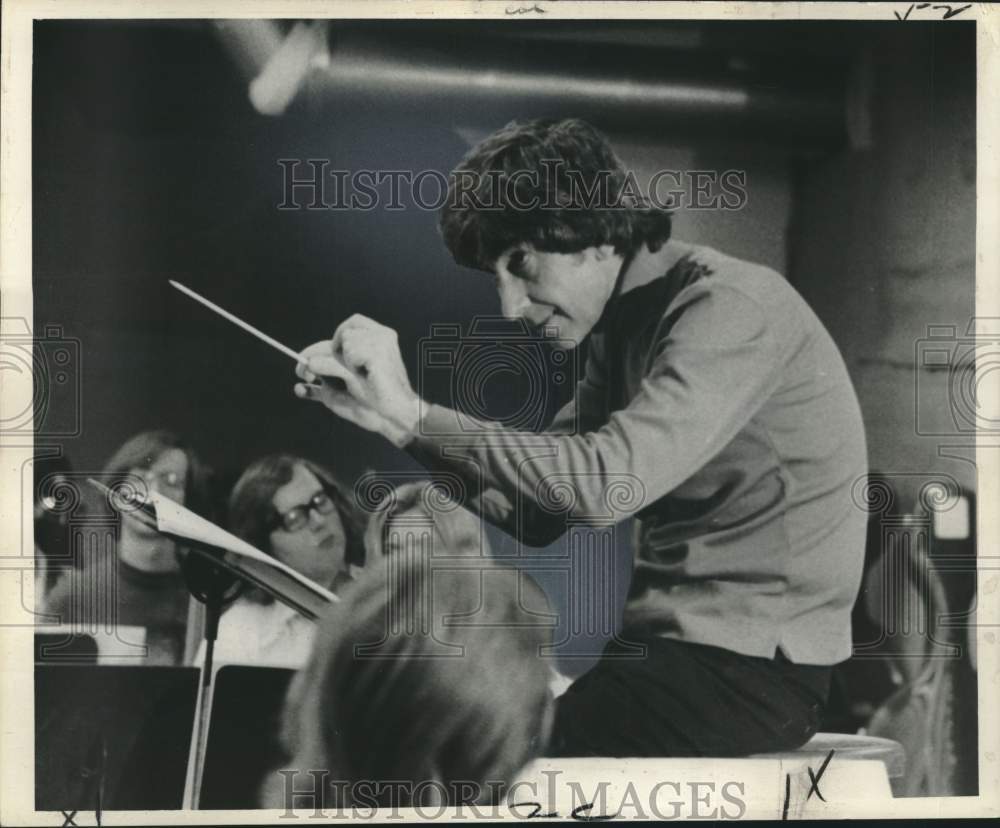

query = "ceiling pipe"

[{"left": 213, "top": 23, "right": 846, "bottom": 146}]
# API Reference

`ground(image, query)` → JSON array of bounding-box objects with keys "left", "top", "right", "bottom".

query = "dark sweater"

[{"left": 45, "top": 546, "right": 191, "bottom": 665}]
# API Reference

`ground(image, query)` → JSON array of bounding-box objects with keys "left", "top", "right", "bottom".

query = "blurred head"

[
  {"left": 439, "top": 118, "right": 673, "bottom": 346},
  {"left": 364, "top": 481, "right": 485, "bottom": 561},
  {"left": 229, "top": 455, "right": 364, "bottom": 596},
  {"left": 103, "top": 431, "right": 214, "bottom": 571},
  {"left": 281, "top": 553, "right": 554, "bottom": 809},
  {"left": 104, "top": 429, "right": 212, "bottom": 509}
]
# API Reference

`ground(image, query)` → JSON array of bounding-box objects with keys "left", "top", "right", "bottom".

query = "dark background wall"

[
  {"left": 32, "top": 19, "right": 819, "bottom": 484},
  {"left": 790, "top": 25, "right": 977, "bottom": 503}
]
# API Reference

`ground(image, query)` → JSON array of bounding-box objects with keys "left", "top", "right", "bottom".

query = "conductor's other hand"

[{"left": 295, "top": 315, "right": 421, "bottom": 448}]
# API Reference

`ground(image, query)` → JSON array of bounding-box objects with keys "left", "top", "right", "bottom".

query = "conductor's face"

[
  {"left": 492, "top": 244, "right": 623, "bottom": 348},
  {"left": 269, "top": 464, "right": 347, "bottom": 587}
]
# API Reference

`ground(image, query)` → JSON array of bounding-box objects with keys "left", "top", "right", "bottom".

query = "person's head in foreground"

[
  {"left": 279, "top": 553, "right": 554, "bottom": 809},
  {"left": 363, "top": 479, "right": 485, "bottom": 561},
  {"left": 439, "top": 117, "right": 673, "bottom": 348},
  {"left": 228, "top": 454, "right": 365, "bottom": 594},
  {"left": 103, "top": 429, "right": 214, "bottom": 573}
]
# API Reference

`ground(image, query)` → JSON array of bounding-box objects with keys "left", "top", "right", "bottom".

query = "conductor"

[{"left": 294, "top": 118, "right": 868, "bottom": 758}]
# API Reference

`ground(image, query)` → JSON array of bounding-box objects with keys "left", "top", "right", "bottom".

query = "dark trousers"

[{"left": 548, "top": 637, "right": 832, "bottom": 757}]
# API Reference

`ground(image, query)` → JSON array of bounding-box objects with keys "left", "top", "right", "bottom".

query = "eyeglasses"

[
  {"left": 272, "top": 490, "right": 336, "bottom": 533},
  {"left": 129, "top": 468, "right": 185, "bottom": 491}
]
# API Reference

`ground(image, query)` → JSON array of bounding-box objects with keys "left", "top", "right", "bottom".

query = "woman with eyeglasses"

[
  {"left": 45, "top": 429, "right": 216, "bottom": 664},
  {"left": 197, "top": 454, "right": 365, "bottom": 669}
]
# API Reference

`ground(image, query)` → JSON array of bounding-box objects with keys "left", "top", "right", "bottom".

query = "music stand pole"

[
  {"left": 183, "top": 591, "right": 222, "bottom": 810},
  {"left": 178, "top": 544, "right": 241, "bottom": 810}
]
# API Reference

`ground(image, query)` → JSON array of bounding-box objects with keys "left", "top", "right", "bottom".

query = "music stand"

[
  {"left": 85, "top": 479, "right": 330, "bottom": 808},
  {"left": 34, "top": 632, "right": 98, "bottom": 664},
  {"left": 35, "top": 664, "right": 199, "bottom": 811},
  {"left": 198, "top": 665, "right": 296, "bottom": 809}
]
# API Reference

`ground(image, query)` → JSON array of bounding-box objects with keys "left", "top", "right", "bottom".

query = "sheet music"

[
  {"left": 3, "top": 3, "right": 996, "bottom": 824},
  {"left": 150, "top": 491, "right": 337, "bottom": 604}
]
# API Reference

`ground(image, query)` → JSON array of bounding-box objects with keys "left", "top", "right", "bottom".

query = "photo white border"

[{"left": 2, "top": 1, "right": 998, "bottom": 823}]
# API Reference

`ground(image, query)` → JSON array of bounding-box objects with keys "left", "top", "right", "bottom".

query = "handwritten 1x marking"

[
  {"left": 806, "top": 749, "right": 835, "bottom": 802},
  {"left": 782, "top": 748, "right": 836, "bottom": 818}
]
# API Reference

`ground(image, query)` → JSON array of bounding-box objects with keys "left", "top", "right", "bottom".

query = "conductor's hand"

[{"left": 294, "top": 315, "right": 421, "bottom": 448}]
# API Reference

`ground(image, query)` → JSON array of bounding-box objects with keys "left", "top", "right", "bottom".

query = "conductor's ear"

[{"left": 593, "top": 244, "right": 616, "bottom": 261}]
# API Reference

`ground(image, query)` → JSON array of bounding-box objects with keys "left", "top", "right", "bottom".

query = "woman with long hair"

[
  {"left": 201, "top": 454, "right": 364, "bottom": 668},
  {"left": 45, "top": 429, "right": 215, "bottom": 664}
]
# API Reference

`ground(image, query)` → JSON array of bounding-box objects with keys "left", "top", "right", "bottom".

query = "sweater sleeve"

[
  {"left": 407, "top": 283, "right": 786, "bottom": 546},
  {"left": 547, "top": 331, "right": 609, "bottom": 436}
]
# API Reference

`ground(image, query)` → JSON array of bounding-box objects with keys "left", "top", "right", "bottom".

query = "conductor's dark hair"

[
  {"left": 440, "top": 118, "right": 672, "bottom": 271},
  {"left": 228, "top": 454, "right": 365, "bottom": 575},
  {"left": 280, "top": 554, "right": 554, "bottom": 809},
  {"left": 103, "top": 429, "right": 215, "bottom": 520}
]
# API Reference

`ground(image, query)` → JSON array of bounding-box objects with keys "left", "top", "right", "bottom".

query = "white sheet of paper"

[{"left": 149, "top": 491, "right": 337, "bottom": 602}]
